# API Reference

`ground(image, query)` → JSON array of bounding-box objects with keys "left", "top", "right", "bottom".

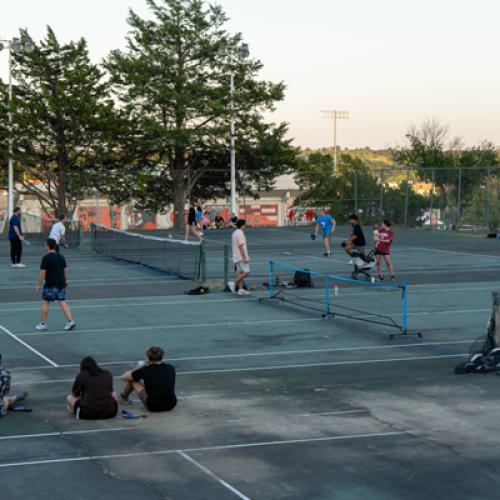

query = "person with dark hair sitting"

[
  {"left": 120, "top": 346, "right": 177, "bottom": 413},
  {"left": 0, "top": 353, "right": 29, "bottom": 417},
  {"left": 67, "top": 356, "right": 119, "bottom": 420}
]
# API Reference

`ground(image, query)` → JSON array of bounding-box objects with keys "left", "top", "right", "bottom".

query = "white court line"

[
  {"left": 0, "top": 281, "right": 498, "bottom": 310},
  {"left": 225, "top": 410, "right": 370, "bottom": 423},
  {"left": 178, "top": 451, "right": 250, "bottom": 500},
  {"left": 13, "top": 353, "right": 467, "bottom": 386},
  {"left": 8, "top": 339, "right": 476, "bottom": 372},
  {"left": 15, "top": 317, "right": 322, "bottom": 337},
  {"left": 0, "top": 297, "right": 246, "bottom": 313},
  {"left": 9, "top": 340, "right": 476, "bottom": 370},
  {"left": 0, "top": 325, "right": 58, "bottom": 367},
  {"left": 10, "top": 307, "right": 491, "bottom": 338},
  {"left": 0, "top": 427, "right": 137, "bottom": 441},
  {"left": 397, "top": 245, "right": 500, "bottom": 259},
  {"left": 0, "top": 429, "right": 421, "bottom": 469}
]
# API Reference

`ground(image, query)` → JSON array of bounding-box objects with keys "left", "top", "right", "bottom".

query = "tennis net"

[
  {"left": 91, "top": 223, "right": 203, "bottom": 280},
  {"left": 264, "top": 260, "right": 411, "bottom": 335}
]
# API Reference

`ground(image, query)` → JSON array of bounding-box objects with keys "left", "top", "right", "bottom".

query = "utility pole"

[{"left": 321, "top": 110, "right": 349, "bottom": 175}]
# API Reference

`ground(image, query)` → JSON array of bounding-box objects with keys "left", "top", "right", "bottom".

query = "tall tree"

[
  {"left": 393, "top": 119, "right": 498, "bottom": 219},
  {"left": 104, "top": 0, "right": 293, "bottom": 227},
  {"left": 0, "top": 28, "right": 118, "bottom": 217}
]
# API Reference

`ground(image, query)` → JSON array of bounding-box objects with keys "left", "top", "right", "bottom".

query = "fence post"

[
  {"left": 430, "top": 168, "right": 435, "bottom": 230},
  {"left": 457, "top": 166, "right": 462, "bottom": 224},
  {"left": 354, "top": 171, "right": 358, "bottom": 214},
  {"left": 493, "top": 291, "right": 500, "bottom": 347},
  {"left": 404, "top": 168, "right": 410, "bottom": 226},
  {"left": 379, "top": 169, "right": 384, "bottom": 217},
  {"left": 486, "top": 167, "right": 491, "bottom": 229}
]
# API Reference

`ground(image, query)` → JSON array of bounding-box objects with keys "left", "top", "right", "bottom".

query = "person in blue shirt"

[
  {"left": 314, "top": 209, "right": 336, "bottom": 256},
  {"left": 8, "top": 207, "right": 25, "bottom": 268}
]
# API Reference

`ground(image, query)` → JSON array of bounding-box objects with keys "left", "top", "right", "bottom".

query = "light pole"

[
  {"left": 224, "top": 43, "right": 250, "bottom": 216},
  {"left": 321, "top": 110, "right": 349, "bottom": 175},
  {"left": 0, "top": 36, "right": 34, "bottom": 219}
]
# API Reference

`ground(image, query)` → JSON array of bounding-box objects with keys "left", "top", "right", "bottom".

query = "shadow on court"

[{"left": 1, "top": 227, "right": 500, "bottom": 499}]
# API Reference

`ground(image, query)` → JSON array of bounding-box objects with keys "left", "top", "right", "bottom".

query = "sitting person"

[
  {"left": 67, "top": 356, "right": 119, "bottom": 420},
  {"left": 120, "top": 346, "right": 177, "bottom": 413},
  {"left": 0, "top": 353, "right": 29, "bottom": 417},
  {"left": 214, "top": 214, "right": 225, "bottom": 229},
  {"left": 341, "top": 239, "right": 371, "bottom": 262}
]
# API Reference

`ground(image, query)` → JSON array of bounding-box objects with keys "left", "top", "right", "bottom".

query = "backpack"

[
  {"left": 185, "top": 286, "right": 210, "bottom": 296},
  {"left": 293, "top": 270, "right": 313, "bottom": 288},
  {"left": 455, "top": 347, "right": 500, "bottom": 374}
]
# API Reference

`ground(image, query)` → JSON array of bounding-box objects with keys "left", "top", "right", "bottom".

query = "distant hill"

[{"left": 301, "top": 147, "right": 395, "bottom": 168}]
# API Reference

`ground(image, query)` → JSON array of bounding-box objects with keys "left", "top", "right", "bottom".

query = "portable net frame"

[
  {"left": 261, "top": 260, "right": 420, "bottom": 337},
  {"left": 91, "top": 223, "right": 203, "bottom": 280}
]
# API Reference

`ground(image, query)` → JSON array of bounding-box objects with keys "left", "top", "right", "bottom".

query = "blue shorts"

[
  {"left": 42, "top": 287, "right": 66, "bottom": 302},
  {"left": 322, "top": 232, "right": 331, "bottom": 239}
]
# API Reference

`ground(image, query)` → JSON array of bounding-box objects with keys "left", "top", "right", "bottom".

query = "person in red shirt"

[{"left": 374, "top": 220, "right": 395, "bottom": 281}]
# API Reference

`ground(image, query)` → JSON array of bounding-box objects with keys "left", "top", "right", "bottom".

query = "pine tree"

[
  {"left": 104, "top": 0, "right": 294, "bottom": 227},
  {"left": 0, "top": 27, "right": 118, "bottom": 217}
]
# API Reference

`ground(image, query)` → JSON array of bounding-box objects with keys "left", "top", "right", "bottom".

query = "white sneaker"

[
  {"left": 227, "top": 281, "right": 236, "bottom": 293},
  {"left": 237, "top": 288, "right": 250, "bottom": 296},
  {"left": 64, "top": 320, "right": 76, "bottom": 331},
  {"left": 36, "top": 323, "right": 47, "bottom": 331},
  {"left": 16, "top": 263, "right": 26, "bottom": 268}
]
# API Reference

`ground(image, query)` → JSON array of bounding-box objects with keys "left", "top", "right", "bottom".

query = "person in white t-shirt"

[
  {"left": 49, "top": 214, "right": 68, "bottom": 252},
  {"left": 228, "top": 219, "right": 250, "bottom": 296}
]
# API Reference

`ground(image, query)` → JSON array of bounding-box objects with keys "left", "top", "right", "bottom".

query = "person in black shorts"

[
  {"left": 67, "top": 356, "right": 119, "bottom": 420},
  {"left": 184, "top": 205, "right": 202, "bottom": 241},
  {"left": 36, "top": 238, "right": 76, "bottom": 331},
  {"left": 348, "top": 214, "right": 367, "bottom": 257},
  {"left": 120, "top": 346, "right": 177, "bottom": 412}
]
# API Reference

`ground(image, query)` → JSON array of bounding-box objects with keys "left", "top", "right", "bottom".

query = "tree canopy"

[
  {"left": 0, "top": 27, "right": 118, "bottom": 217},
  {"left": 101, "top": 0, "right": 295, "bottom": 226}
]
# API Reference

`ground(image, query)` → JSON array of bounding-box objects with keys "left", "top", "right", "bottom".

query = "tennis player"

[
  {"left": 228, "top": 219, "right": 250, "bottom": 295},
  {"left": 184, "top": 205, "right": 203, "bottom": 241},
  {"left": 8, "top": 207, "right": 25, "bottom": 268},
  {"left": 315, "top": 209, "right": 336, "bottom": 256},
  {"left": 374, "top": 220, "right": 395, "bottom": 281},
  {"left": 49, "top": 214, "right": 68, "bottom": 252},
  {"left": 349, "top": 214, "right": 367, "bottom": 256},
  {"left": 36, "top": 238, "right": 76, "bottom": 331}
]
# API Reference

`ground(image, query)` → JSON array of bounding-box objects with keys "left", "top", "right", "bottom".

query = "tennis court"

[{"left": 1, "top": 226, "right": 500, "bottom": 499}]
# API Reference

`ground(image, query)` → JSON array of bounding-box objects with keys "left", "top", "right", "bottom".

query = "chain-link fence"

[
  {"left": 2, "top": 165, "right": 499, "bottom": 232},
  {"left": 293, "top": 166, "right": 500, "bottom": 230}
]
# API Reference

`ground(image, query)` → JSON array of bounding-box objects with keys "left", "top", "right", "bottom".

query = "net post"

[
  {"left": 269, "top": 261, "right": 274, "bottom": 298},
  {"left": 90, "top": 223, "right": 96, "bottom": 254},
  {"left": 324, "top": 273, "right": 331, "bottom": 316},
  {"left": 492, "top": 291, "right": 500, "bottom": 347},
  {"left": 401, "top": 284, "right": 408, "bottom": 334},
  {"left": 199, "top": 242, "right": 207, "bottom": 282},
  {"left": 224, "top": 244, "right": 230, "bottom": 289}
]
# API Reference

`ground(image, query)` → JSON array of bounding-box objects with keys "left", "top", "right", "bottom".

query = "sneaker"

[
  {"left": 119, "top": 393, "right": 132, "bottom": 405},
  {"left": 15, "top": 391, "right": 29, "bottom": 402},
  {"left": 324, "top": 252, "right": 331, "bottom": 257},
  {"left": 227, "top": 281, "right": 236, "bottom": 293},
  {"left": 15, "top": 263, "right": 26, "bottom": 268},
  {"left": 237, "top": 288, "right": 250, "bottom": 296},
  {"left": 389, "top": 275, "right": 395, "bottom": 281},
  {"left": 377, "top": 275, "right": 384, "bottom": 281},
  {"left": 64, "top": 320, "right": 76, "bottom": 331},
  {"left": 35, "top": 323, "right": 47, "bottom": 331}
]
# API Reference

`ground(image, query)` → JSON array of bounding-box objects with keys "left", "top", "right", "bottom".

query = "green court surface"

[{"left": 1, "top": 227, "right": 500, "bottom": 499}]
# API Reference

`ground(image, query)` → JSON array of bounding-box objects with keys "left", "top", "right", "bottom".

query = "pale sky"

[{"left": 1, "top": 0, "right": 499, "bottom": 149}]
